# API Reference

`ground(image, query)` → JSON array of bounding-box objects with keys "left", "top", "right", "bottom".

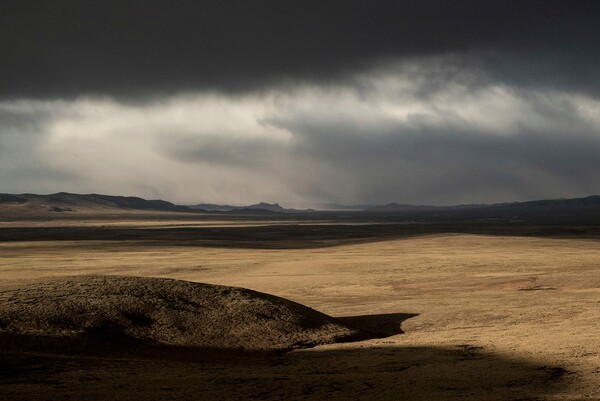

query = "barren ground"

[{"left": 0, "top": 217, "right": 598, "bottom": 400}]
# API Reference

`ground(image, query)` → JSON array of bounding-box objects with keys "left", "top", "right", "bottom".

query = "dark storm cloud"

[
  {"left": 1, "top": 81, "right": 599, "bottom": 204},
  {"left": 143, "top": 83, "right": 600, "bottom": 205},
  {"left": 0, "top": 103, "right": 57, "bottom": 134},
  {"left": 267, "top": 117, "right": 600, "bottom": 205},
  {"left": 0, "top": 101, "right": 81, "bottom": 192},
  {"left": 1, "top": 0, "right": 599, "bottom": 99},
  {"left": 160, "top": 134, "right": 288, "bottom": 168},
  {"left": 1, "top": 1, "right": 599, "bottom": 205}
]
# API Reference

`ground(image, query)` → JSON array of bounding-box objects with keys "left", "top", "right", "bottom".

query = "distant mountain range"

[
  {"left": 0, "top": 193, "right": 308, "bottom": 215},
  {"left": 490, "top": 195, "right": 600, "bottom": 209},
  {"left": 188, "top": 202, "right": 288, "bottom": 213},
  {"left": 1, "top": 192, "right": 599, "bottom": 214},
  {"left": 365, "top": 195, "right": 600, "bottom": 212},
  {"left": 0, "top": 192, "right": 192, "bottom": 213}
]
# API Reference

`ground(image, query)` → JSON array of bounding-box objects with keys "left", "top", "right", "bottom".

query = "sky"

[{"left": 1, "top": 1, "right": 600, "bottom": 207}]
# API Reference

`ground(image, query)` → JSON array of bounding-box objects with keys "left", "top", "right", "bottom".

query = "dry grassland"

[{"left": 1, "top": 231, "right": 599, "bottom": 400}]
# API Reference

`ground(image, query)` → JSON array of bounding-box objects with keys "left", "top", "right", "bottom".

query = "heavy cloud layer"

[
  {"left": 1, "top": 1, "right": 599, "bottom": 98},
  {"left": 0, "top": 2, "right": 599, "bottom": 205},
  {"left": 2, "top": 60, "right": 599, "bottom": 205}
]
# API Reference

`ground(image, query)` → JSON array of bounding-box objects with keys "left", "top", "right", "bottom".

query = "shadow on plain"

[
  {"left": 0, "top": 311, "right": 573, "bottom": 401},
  {"left": 337, "top": 312, "right": 420, "bottom": 337}
]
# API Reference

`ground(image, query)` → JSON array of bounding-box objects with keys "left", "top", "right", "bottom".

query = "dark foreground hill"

[{"left": 0, "top": 276, "right": 358, "bottom": 352}]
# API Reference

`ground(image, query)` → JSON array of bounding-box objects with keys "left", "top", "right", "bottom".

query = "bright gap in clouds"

[{"left": 1, "top": 61, "right": 600, "bottom": 207}]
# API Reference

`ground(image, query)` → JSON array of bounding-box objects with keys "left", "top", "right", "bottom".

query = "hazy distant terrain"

[{"left": 3, "top": 192, "right": 600, "bottom": 215}]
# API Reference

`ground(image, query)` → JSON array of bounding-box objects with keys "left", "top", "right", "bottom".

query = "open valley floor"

[{"left": 1, "top": 215, "right": 599, "bottom": 400}]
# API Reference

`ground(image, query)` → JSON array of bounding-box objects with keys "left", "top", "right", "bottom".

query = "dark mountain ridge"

[
  {"left": 365, "top": 195, "right": 600, "bottom": 212},
  {"left": 0, "top": 192, "right": 197, "bottom": 213},
  {"left": 187, "top": 202, "right": 297, "bottom": 213},
  {"left": 2, "top": 192, "right": 599, "bottom": 215},
  {"left": 490, "top": 195, "right": 600, "bottom": 209}
]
